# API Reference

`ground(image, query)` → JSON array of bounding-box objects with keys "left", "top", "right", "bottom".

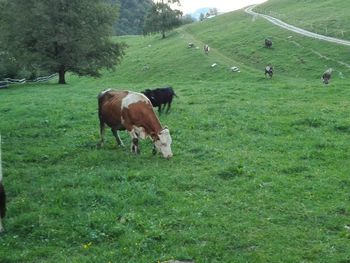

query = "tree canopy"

[
  {"left": 114, "top": 0, "right": 153, "bottom": 36},
  {"left": 0, "top": 0, "right": 125, "bottom": 84},
  {"left": 143, "top": 0, "right": 183, "bottom": 39}
]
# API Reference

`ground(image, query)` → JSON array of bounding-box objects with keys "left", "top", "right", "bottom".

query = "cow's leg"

[
  {"left": 165, "top": 102, "right": 172, "bottom": 113},
  {"left": 132, "top": 138, "right": 140, "bottom": 154},
  {"left": 111, "top": 128, "right": 124, "bottom": 147},
  {"left": 158, "top": 105, "right": 162, "bottom": 115},
  {"left": 152, "top": 144, "right": 157, "bottom": 155},
  {"left": 99, "top": 121, "right": 106, "bottom": 147},
  {"left": 129, "top": 130, "right": 140, "bottom": 154}
]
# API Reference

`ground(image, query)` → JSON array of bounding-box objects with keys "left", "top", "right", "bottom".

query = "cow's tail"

[{"left": 97, "top": 89, "right": 111, "bottom": 121}]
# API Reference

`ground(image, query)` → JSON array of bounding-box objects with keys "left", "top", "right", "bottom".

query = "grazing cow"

[
  {"left": 98, "top": 89, "right": 173, "bottom": 159},
  {"left": 204, "top": 44, "right": 210, "bottom": 54},
  {"left": 265, "top": 65, "right": 274, "bottom": 78},
  {"left": 188, "top": 42, "right": 194, "bottom": 48},
  {"left": 0, "top": 135, "right": 6, "bottom": 233},
  {"left": 142, "top": 86, "right": 177, "bottom": 114},
  {"left": 322, "top": 68, "right": 333, "bottom": 84},
  {"left": 265, "top": 38, "right": 273, "bottom": 48}
]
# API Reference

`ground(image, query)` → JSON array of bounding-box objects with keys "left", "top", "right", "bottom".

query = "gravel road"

[{"left": 245, "top": 5, "right": 350, "bottom": 47}]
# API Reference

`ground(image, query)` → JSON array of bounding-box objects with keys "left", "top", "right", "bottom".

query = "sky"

[{"left": 172, "top": 0, "right": 268, "bottom": 14}]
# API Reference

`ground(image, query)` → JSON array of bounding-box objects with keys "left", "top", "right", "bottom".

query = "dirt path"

[
  {"left": 245, "top": 5, "right": 350, "bottom": 47},
  {"left": 178, "top": 27, "right": 247, "bottom": 70}
]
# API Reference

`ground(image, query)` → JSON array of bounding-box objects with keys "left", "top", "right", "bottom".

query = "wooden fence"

[{"left": 0, "top": 73, "right": 57, "bottom": 89}]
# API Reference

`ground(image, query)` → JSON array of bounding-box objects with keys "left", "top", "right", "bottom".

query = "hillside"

[
  {"left": 255, "top": 0, "right": 350, "bottom": 40},
  {"left": 1, "top": 4, "right": 350, "bottom": 263}
]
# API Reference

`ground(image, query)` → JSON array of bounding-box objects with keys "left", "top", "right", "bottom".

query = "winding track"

[{"left": 245, "top": 5, "right": 350, "bottom": 47}]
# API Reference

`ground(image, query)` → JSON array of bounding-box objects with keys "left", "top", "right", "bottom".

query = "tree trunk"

[
  {"left": 161, "top": 30, "right": 166, "bottom": 39},
  {"left": 58, "top": 67, "right": 66, "bottom": 84}
]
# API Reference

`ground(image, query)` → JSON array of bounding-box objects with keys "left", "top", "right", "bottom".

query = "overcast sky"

[{"left": 173, "top": 0, "right": 268, "bottom": 14}]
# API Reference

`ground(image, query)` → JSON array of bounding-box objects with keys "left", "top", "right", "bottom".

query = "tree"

[
  {"left": 114, "top": 0, "right": 153, "bottom": 36},
  {"left": 209, "top": 8, "right": 219, "bottom": 16},
  {"left": 143, "top": 0, "right": 182, "bottom": 39},
  {"left": 181, "top": 14, "right": 195, "bottom": 25},
  {"left": 0, "top": 0, "right": 125, "bottom": 84}
]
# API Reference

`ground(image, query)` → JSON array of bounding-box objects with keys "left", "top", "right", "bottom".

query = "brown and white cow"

[
  {"left": 98, "top": 89, "right": 173, "bottom": 159},
  {"left": 204, "top": 44, "right": 210, "bottom": 55}
]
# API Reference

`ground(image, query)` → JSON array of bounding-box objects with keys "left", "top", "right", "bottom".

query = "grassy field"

[
  {"left": 256, "top": 0, "right": 350, "bottom": 40},
  {"left": 1, "top": 6, "right": 350, "bottom": 263}
]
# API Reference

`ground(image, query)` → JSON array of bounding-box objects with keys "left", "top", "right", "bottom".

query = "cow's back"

[
  {"left": 121, "top": 92, "right": 162, "bottom": 135},
  {"left": 98, "top": 90, "right": 129, "bottom": 128}
]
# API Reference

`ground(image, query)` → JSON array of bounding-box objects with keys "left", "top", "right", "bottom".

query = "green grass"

[
  {"left": 1, "top": 6, "right": 350, "bottom": 263},
  {"left": 256, "top": 0, "right": 350, "bottom": 40}
]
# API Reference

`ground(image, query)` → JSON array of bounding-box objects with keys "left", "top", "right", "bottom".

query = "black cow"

[
  {"left": 265, "top": 38, "right": 273, "bottom": 48},
  {"left": 265, "top": 65, "right": 274, "bottom": 78},
  {"left": 322, "top": 68, "right": 333, "bottom": 84},
  {"left": 142, "top": 86, "right": 177, "bottom": 114}
]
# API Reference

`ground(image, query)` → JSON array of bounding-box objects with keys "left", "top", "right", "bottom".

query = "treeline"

[
  {"left": 114, "top": 0, "right": 153, "bottom": 35},
  {"left": 114, "top": 0, "right": 194, "bottom": 36},
  {"left": 0, "top": 0, "right": 193, "bottom": 81}
]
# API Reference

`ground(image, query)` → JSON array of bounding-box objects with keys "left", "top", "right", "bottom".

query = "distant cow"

[
  {"left": 0, "top": 135, "right": 6, "bottom": 233},
  {"left": 98, "top": 89, "right": 173, "bottom": 158},
  {"left": 142, "top": 86, "right": 177, "bottom": 114},
  {"left": 265, "top": 38, "right": 273, "bottom": 48},
  {"left": 265, "top": 65, "right": 274, "bottom": 78},
  {"left": 204, "top": 44, "right": 210, "bottom": 54},
  {"left": 322, "top": 68, "right": 333, "bottom": 84}
]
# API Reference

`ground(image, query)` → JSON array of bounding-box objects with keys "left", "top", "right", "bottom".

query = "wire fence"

[{"left": 0, "top": 73, "right": 57, "bottom": 89}]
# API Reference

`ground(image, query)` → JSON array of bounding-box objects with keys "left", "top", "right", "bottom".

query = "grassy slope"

[
  {"left": 256, "top": 0, "right": 350, "bottom": 40},
  {"left": 0, "top": 8, "right": 350, "bottom": 263}
]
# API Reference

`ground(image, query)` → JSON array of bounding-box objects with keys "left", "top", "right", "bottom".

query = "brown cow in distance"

[
  {"left": 204, "top": 44, "right": 210, "bottom": 54},
  {"left": 265, "top": 65, "right": 274, "bottom": 78},
  {"left": 98, "top": 89, "right": 173, "bottom": 159}
]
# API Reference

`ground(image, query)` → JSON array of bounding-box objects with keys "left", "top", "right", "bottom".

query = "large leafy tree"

[
  {"left": 0, "top": 0, "right": 125, "bottom": 84},
  {"left": 144, "top": 0, "right": 182, "bottom": 39}
]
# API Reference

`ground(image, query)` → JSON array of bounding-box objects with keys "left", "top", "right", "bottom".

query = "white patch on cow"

[
  {"left": 121, "top": 91, "right": 150, "bottom": 109},
  {"left": 99, "top": 88, "right": 112, "bottom": 97},
  {"left": 154, "top": 128, "right": 173, "bottom": 159},
  {"left": 131, "top": 126, "right": 147, "bottom": 139}
]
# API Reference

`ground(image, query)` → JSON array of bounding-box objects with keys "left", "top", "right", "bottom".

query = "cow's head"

[
  {"left": 142, "top": 89, "right": 157, "bottom": 105},
  {"left": 154, "top": 127, "right": 173, "bottom": 159}
]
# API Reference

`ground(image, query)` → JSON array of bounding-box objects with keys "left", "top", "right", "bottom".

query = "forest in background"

[{"left": 114, "top": 0, "right": 153, "bottom": 35}]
